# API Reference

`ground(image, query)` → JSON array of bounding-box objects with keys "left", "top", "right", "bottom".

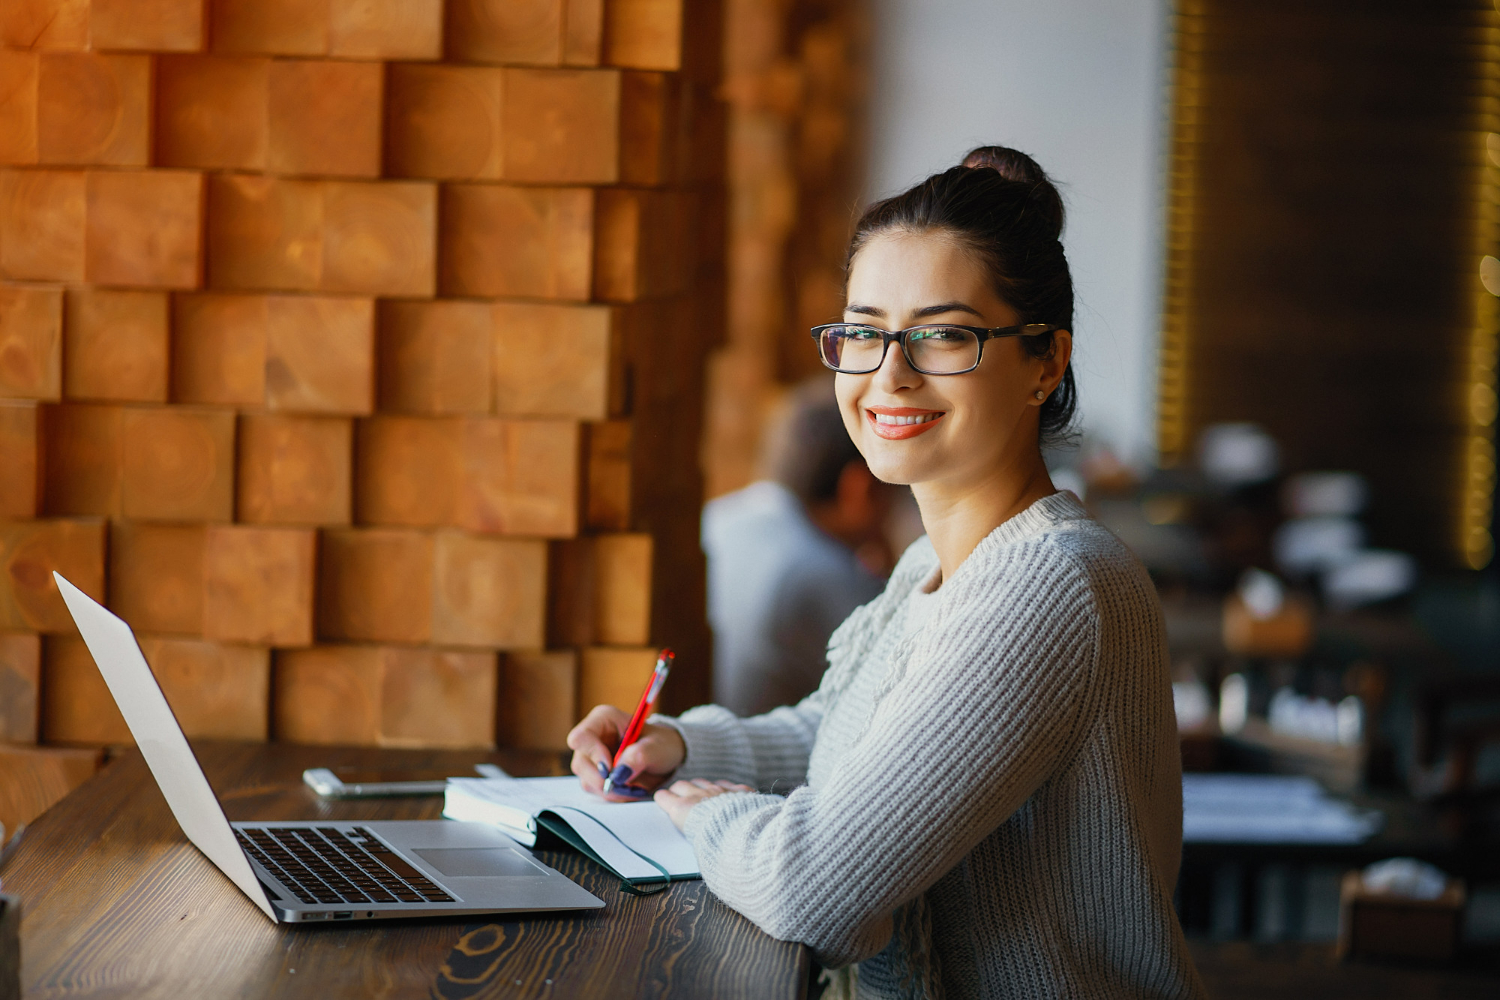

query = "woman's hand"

[
  {"left": 567, "top": 704, "right": 688, "bottom": 802},
  {"left": 654, "top": 779, "right": 755, "bottom": 831}
]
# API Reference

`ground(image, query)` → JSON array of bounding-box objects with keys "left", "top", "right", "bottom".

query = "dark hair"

[
  {"left": 846, "top": 145, "right": 1077, "bottom": 444},
  {"left": 765, "top": 377, "right": 865, "bottom": 506}
]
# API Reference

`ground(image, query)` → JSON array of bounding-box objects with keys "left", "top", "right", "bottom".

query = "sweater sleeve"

[
  {"left": 653, "top": 689, "right": 827, "bottom": 791},
  {"left": 679, "top": 543, "right": 1100, "bottom": 968}
]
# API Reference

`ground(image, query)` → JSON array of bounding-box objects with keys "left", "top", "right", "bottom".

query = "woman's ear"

[{"left": 1033, "top": 329, "right": 1072, "bottom": 400}]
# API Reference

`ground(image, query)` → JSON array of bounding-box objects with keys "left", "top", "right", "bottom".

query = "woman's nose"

[{"left": 873, "top": 335, "right": 922, "bottom": 391}]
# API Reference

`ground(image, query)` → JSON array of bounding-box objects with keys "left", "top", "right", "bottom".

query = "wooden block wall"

[{"left": 0, "top": 0, "right": 723, "bottom": 755}]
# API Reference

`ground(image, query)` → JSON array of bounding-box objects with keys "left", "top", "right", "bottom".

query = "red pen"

[{"left": 603, "top": 648, "right": 674, "bottom": 795}]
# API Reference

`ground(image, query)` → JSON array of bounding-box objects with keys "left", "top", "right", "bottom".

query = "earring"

[{"left": 1034, "top": 390, "right": 1046, "bottom": 400}]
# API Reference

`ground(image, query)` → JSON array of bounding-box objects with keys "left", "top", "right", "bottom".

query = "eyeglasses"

[{"left": 810, "top": 322, "right": 1061, "bottom": 376}]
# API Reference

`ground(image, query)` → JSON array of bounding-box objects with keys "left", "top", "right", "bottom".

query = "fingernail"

[
  {"left": 596, "top": 760, "right": 610, "bottom": 779},
  {"left": 613, "top": 785, "right": 651, "bottom": 799},
  {"left": 608, "top": 764, "right": 633, "bottom": 786}
]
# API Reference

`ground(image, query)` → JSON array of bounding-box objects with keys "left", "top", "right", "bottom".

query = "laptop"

[{"left": 53, "top": 572, "right": 605, "bottom": 924}]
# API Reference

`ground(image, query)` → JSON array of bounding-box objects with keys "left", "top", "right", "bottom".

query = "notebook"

[{"left": 443, "top": 776, "right": 699, "bottom": 893}]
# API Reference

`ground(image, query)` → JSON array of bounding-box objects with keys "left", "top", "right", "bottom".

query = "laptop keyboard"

[{"left": 235, "top": 826, "right": 455, "bottom": 906}]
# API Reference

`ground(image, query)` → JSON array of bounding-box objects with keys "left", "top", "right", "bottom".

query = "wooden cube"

[
  {"left": 593, "top": 533, "right": 651, "bottom": 645},
  {"left": 584, "top": 419, "right": 631, "bottom": 531},
  {"left": 619, "top": 70, "right": 677, "bottom": 185},
  {"left": 445, "top": 0, "right": 562, "bottom": 66},
  {"left": 578, "top": 645, "right": 657, "bottom": 714},
  {"left": 328, "top": 0, "right": 441, "bottom": 60},
  {"left": 546, "top": 537, "right": 594, "bottom": 647},
  {"left": 154, "top": 54, "right": 270, "bottom": 171},
  {"left": 37, "top": 53, "right": 150, "bottom": 166},
  {"left": 0, "top": 632, "right": 41, "bottom": 743},
  {"left": 205, "top": 173, "right": 323, "bottom": 292},
  {"left": 209, "top": 0, "right": 326, "bottom": 55},
  {"left": 321, "top": 180, "right": 436, "bottom": 296},
  {"left": 499, "top": 649, "right": 576, "bottom": 749},
  {"left": 203, "top": 524, "right": 315, "bottom": 646},
  {"left": 440, "top": 184, "right": 592, "bottom": 299},
  {"left": 268, "top": 59, "right": 382, "bottom": 178},
  {"left": 0, "top": 168, "right": 86, "bottom": 282},
  {"left": 604, "top": 0, "right": 681, "bottom": 71},
  {"left": 384, "top": 64, "right": 505, "bottom": 181},
  {"left": 91, "top": 0, "right": 205, "bottom": 51},
  {"left": 0, "top": 284, "right": 63, "bottom": 400},
  {"left": 492, "top": 301, "right": 619, "bottom": 419},
  {"left": 1, "top": 0, "right": 90, "bottom": 50},
  {"left": 275, "top": 644, "right": 496, "bottom": 748},
  {"left": 562, "top": 0, "right": 603, "bottom": 66},
  {"left": 316, "top": 527, "right": 434, "bottom": 644},
  {"left": 376, "top": 299, "right": 493, "bottom": 414},
  {"left": 140, "top": 634, "right": 269, "bottom": 740},
  {"left": 119, "top": 405, "right": 235, "bottom": 520},
  {"left": 63, "top": 288, "right": 168, "bottom": 402},
  {"left": 264, "top": 294, "right": 374, "bottom": 414},
  {"left": 432, "top": 531, "right": 546, "bottom": 648},
  {"left": 460, "top": 418, "right": 580, "bottom": 537},
  {"left": 107, "top": 521, "right": 205, "bottom": 634},
  {"left": 0, "top": 401, "right": 40, "bottom": 518},
  {"left": 40, "top": 402, "right": 120, "bottom": 515},
  {"left": 41, "top": 634, "right": 129, "bottom": 744},
  {"left": 354, "top": 415, "right": 461, "bottom": 527},
  {"left": 85, "top": 169, "right": 204, "bottom": 289},
  {"left": 170, "top": 292, "right": 266, "bottom": 406},
  {"left": 593, "top": 187, "right": 691, "bottom": 301},
  {"left": 502, "top": 68, "right": 619, "bottom": 183},
  {"left": 236, "top": 414, "right": 352, "bottom": 526},
  {"left": 0, "top": 53, "right": 39, "bottom": 165}
]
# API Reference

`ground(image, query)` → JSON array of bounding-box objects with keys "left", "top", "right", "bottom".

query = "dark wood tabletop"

[{"left": 1, "top": 741, "right": 810, "bottom": 1000}]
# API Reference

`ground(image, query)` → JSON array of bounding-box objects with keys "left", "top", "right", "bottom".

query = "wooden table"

[
  {"left": 1189, "top": 941, "right": 1500, "bottom": 998},
  {"left": 2, "top": 742, "right": 809, "bottom": 999}
]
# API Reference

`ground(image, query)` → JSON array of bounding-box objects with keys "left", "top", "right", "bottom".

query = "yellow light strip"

[
  {"left": 1465, "top": 10, "right": 1500, "bottom": 569},
  {"left": 1156, "top": 0, "right": 1206, "bottom": 466}
]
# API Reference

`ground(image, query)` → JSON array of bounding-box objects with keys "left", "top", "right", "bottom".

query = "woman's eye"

[{"left": 846, "top": 327, "right": 881, "bottom": 341}]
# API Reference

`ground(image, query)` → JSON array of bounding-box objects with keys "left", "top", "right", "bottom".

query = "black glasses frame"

[{"left": 809, "top": 322, "right": 1062, "bottom": 375}]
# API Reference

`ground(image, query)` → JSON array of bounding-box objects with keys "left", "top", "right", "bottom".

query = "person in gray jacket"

[{"left": 569, "top": 147, "right": 1204, "bottom": 999}]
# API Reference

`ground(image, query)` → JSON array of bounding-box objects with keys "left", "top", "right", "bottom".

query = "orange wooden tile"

[
  {"left": 0, "top": 401, "right": 41, "bottom": 518},
  {"left": 268, "top": 58, "right": 382, "bottom": 178},
  {"left": 170, "top": 292, "right": 267, "bottom": 406},
  {"left": 236, "top": 413, "right": 351, "bottom": 526},
  {"left": 1, "top": 0, "right": 90, "bottom": 50},
  {"left": 91, "top": 0, "right": 205, "bottom": 52},
  {"left": 0, "top": 283, "right": 63, "bottom": 399},
  {"left": 0, "top": 53, "right": 39, "bottom": 165},
  {"left": 107, "top": 521, "right": 205, "bottom": 634},
  {"left": 0, "top": 518, "right": 105, "bottom": 633},
  {"left": 264, "top": 293, "right": 374, "bottom": 414},
  {"left": 36, "top": 53, "right": 150, "bottom": 166},
  {"left": 154, "top": 54, "right": 270, "bottom": 170},
  {"left": 578, "top": 646, "right": 657, "bottom": 716},
  {"left": 141, "top": 634, "right": 269, "bottom": 740},
  {"left": 85, "top": 169, "right": 203, "bottom": 289},
  {"left": 431, "top": 531, "right": 546, "bottom": 648},
  {"left": 604, "top": 0, "right": 682, "bottom": 71},
  {"left": 203, "top": 524, "right": 315, "bottom": 646},
  {"left": 316, "top": 527, "right": 433, "bottom": 644},
  {"left": 41, "top": 634, "right": 129, "bottom": 744},
  {"left": 491, "top": 300, "right": 619, "bottom": 419},
  {"left": 62, "top": 288, "right": 169, "bottom": 402},
  {"left": 445, "top": 0, "right": 562, "bottom": 66},
  {"left": 383, "top": 64, "right": 505, "bottom": 181},
  {"left": 328, "top": 0, "right": 441, "bottom": 60},
  {"left": 376, "top": 299, "right": 493, "bottom": 414},
  {"left": 0, "top": 168, "right": 85, "bottom": 282},
  {"left": 499, "top": 649, "right": 576, "bottom": 749},
  {"left": 119, "top": 405, "right": 235, "bottom": 521},
  {"left": 205, "top": 173, "right": 323, "bottom": 291},
  {"left": 353, "top": 415, "right": 461, "bottom": 527},
  {"left": 321, "top": 180, "right": 436, "bottom": 296},
  {"left": 502, "top": 67, "right": 620, "bottom": 183},
  {"left": 562, "top": 0, "right": 603, "bottom": 66},
  {"left": 208, "top": 0, "right": 326, "bottom": 55},
  {"left": 584, "top": 419, "right": 632, "bottom": 531},
  {"left": 460, "top": 417, "right": 580, "bottom": 537},
  {"left": 439, "top": 184, "right": 592, "bottom": 299},
  {"left": 40, "top": 402, "right": 121, "bottom": 515},
  {"left": 592, "top": 532, "right": 651, "bottom": 645}
]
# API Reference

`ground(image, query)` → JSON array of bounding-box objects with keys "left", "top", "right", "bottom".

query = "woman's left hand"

[{"left": 653, "top": 778, "right": 755, "bottom": 831}]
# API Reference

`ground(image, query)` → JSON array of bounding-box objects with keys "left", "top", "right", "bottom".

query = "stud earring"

[{"left": 1034, "top": 390, "right": 1046, "bottom": 400}]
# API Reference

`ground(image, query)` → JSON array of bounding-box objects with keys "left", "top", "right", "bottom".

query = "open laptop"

[{"left": 53, "top": 572, "right": 605, "bottom": 924}]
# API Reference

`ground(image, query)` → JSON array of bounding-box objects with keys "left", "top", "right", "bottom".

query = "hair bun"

[{"left": 961, "top": 145, "right": 1065, "bottom": 240}]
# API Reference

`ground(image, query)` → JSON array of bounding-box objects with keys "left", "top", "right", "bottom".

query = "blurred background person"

[{"left": 703, "top": 379, "right": 894, "bottom": 716}]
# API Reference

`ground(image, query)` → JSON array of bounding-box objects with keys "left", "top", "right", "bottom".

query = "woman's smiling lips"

[{"left": 866, "top": 405, "right": 946, "bottom": 440}]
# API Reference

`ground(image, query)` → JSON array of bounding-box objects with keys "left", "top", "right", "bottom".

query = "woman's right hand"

[{"left": 567, "top": 704, "right": 687, "bottom": 802}]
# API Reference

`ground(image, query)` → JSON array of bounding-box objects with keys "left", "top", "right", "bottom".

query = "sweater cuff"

[
  {"left": 650, "top": 704, "right": 758, "bottom": 786},
  {"left": 682, "top": 789, "right": 780, "bottom": 845}
]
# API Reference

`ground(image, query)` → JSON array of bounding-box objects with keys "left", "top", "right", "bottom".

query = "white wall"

[{"left": 866, "top": 0, "right": 1168, "bottom": 465}]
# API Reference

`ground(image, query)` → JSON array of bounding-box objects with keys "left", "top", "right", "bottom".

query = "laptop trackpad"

[{"left": 413, "top": 847, "right": 548, "bottom": 878}]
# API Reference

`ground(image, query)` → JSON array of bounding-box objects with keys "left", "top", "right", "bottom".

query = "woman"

[{"left": 568, "top": 147, "right": 1204, "bottom": 999}]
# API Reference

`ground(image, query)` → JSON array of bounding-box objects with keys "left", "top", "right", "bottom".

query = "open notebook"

[{"left": 443, "top": 776, "right": 698, "bottom": 893}]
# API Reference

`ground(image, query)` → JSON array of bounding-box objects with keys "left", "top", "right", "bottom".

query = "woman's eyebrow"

[
  {"left": 913, "top": 301, "right": 984, "bottom": 319},
  {"left": 845, "top": 303, "right": 885, "bottom": 317}
]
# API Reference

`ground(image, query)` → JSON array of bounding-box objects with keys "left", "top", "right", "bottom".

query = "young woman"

[{"left": 568, "top": 147, "right": 1204, "bottom": 999}]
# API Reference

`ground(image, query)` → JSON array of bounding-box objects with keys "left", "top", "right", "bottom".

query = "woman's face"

[{"left": 835, "top": 228, "right": 1067, "bottom": 492}]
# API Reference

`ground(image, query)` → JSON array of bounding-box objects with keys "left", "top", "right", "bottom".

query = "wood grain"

[
  {"left": 40, "top": 401, "right": 120, "bottom": 515},
  {"left": 90, "top": 0, "right": 206, "bottom": 52},
  {"left": 119, "top": 405, "right": 235, "bottom": 521},
  {"left": 36, "top": 52, "right": 150, "bottom": 166},
  {"left": 209, "top": 0, "right": 327, "bottom": 55},
  {"left": 4, "top": 743, "right": 808, "bottom": 999},
  {"left": 0, "top": 52, "right": 38, "bottom": 165},
  {"left": 0, "top": 283, "right": 62, "bottom": 400},
  {"left": 0, "top": 168, "right": 85, "bottom": 282},
  {"left": 0, "top": 0, "right": 90, "bottom": 50},
  {"left": 40, "top": 633, "right": 130, "bottom": 743},
  {"left": 500, "top": 649, "right": 577, "bottom": 749},
  {"left": 584, "top": 419, "right": 633, "bottom": 531},
  {"left": 85, "top": 168, "right": 204, "bottom": 289},
  {"left": 384, "top": 63, "right": 506, "bottom": 181},
  {"left": 0, "top": 744, "right": 100, "bottom": 837},
  {"left": 594, "top": 187, "right": 693, "bottom": 302},
  {"left": 154, "top": 54, "right": 270, "bottom": 171},
  {"left": 263, "top": 293, "right": 374, "bottom": 414},
  {"left": 460, "top": 417, "right": 581, "bottom": 537},
  {"left": 0, "top": 631, "right": 40, "bottom": 743},
  {"left": 353, "top": 414, "right": 462, "bottom": 527},
  {"left": 431, "top": 530, "right": 547, "bottom": 649},
  {"left": 205, "top": 173, "right": 324, "bottom": 291},
  {"left": 376, "top": 299, "right": 494, "bottom": 414},
  {"left": 0, "top": 517, "right": 104, "bottom": 632},
  {"left": 502, "top": 67, "right": 621, "bottom": 183},
  {"left": 203, "top": 524, "right": 316, "bottom": 646},
  {"left": 445, "top": 0, "right": 563, "bottom": 66},
  {"left": 170, "top": 292, "right": 267, "bottom": 406},
  {"left": 604, "top": 0, "right": 683, "bottom": 71},
  {"left": 107, "top": 521, "right": 206, "bottom": 634},
  {"left": 439, "top": 183, "right": 593, "bottom": 299},
  {"left": 316, "top": 527, "right": 434, "bottom": 644},
  {"left": 62, "top": 287, "right": 169, "bottom": 402},
  {"left": 593, "top": 533, "right": 652, "bottom": 646},
  {"left": 0, "top": 401, "right": 40, "bottom": 518},
  {"left": 562, "top": 0, "right": 604, "bottom": 66},
  {"left": 492, "top": 300, "right": 620, "bottom": 419},
  {"left": 138, "top": 634, "right": 270, "bottom": 741},
  {"left": 328, "top": 0, "right": 442, "bottom": 60},
  {"left": 321, "top": 179, "right": 436, "bottom": 296},
  {"left": 236, "top": 413, "right": 352, "bottom": 526},
  {"left": 267, "top": 58, "right": 382, "bottom": 178}
]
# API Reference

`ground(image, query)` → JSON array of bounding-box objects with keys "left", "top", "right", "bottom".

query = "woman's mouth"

[{"left": 866, "top": 407, "right": 945, "bottom": 440}]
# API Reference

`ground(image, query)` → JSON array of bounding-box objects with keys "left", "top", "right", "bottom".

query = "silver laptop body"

[{"left": 54, "top": 572, "right": 605, "bottom": 923}]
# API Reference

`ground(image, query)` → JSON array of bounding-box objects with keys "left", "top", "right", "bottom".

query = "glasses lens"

[
  {"left": 820, "top": 325, "right": 886, "bottom": 372},
  {"left": 906, "top": 326, "right": 980, "bottom": 373}
]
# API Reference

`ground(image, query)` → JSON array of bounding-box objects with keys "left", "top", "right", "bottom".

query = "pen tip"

[{"left": 602, "top": 779, "right": 613, "bottom": 795}]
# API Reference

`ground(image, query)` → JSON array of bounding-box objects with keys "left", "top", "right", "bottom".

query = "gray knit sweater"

[{"left": 660, "top": 492, "right": 1205, "bottom": 999}]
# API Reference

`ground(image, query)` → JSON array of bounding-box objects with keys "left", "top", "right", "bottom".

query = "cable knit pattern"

[{"left": 656, "top": 492, "right": 1205, "bottom": 999}]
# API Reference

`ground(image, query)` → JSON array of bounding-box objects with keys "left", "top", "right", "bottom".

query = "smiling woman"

[{"left": 567, "top": 147, "right": 1205, "bottom": 999}]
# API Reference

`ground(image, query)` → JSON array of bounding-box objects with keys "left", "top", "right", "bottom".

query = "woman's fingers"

[{"left": 567, "top": 704, "right": 631, "bottom": 794}]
